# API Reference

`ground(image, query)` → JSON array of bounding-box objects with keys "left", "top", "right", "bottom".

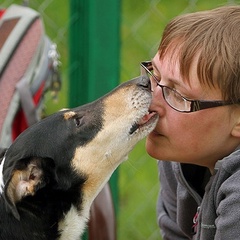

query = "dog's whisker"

[{"left": 123, "top": 160, "right": 138, "bottom": 171}]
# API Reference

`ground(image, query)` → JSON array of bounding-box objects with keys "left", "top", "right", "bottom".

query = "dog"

[{"left": 0, "top": 76, "right": 158, "bottom": 240}]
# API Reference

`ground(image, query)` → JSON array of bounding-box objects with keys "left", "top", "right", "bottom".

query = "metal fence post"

[{"left": 69, "top": 0, "right": 121, "bottom": 238}]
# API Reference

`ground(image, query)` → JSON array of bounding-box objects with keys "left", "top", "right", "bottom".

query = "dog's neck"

[
  {"left": 58, "top": 172, "right": 113, "bottom": 240},
  {"left": 58, "top": 204, "right": 89, "bottom": 240}
]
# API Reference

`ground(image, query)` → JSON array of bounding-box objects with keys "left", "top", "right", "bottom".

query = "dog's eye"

[{"left": 74, "top": 117, "right": 84, "bottom": 127}]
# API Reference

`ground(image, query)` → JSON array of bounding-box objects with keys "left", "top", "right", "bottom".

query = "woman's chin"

[{"left": 146, "top": 134, "right": 161, "bottom": 159}]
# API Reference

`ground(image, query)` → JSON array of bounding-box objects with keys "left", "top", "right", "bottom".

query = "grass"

[{"left": 118, "top": 139, "right": 160, "bottom": 239}]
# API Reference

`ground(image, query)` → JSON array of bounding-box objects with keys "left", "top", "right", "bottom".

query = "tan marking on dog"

[
  {"left": 7, "top": 170, "right": 24, "bottom": 203},
  {"left": 6, "top": 162, "right": 43, "bottom": 204},
  {"left": 71, "top": 83, "right": 147, "bottom": 204},
  {"left": 63, "top": 111, "right": 76, "bottom": 120}
]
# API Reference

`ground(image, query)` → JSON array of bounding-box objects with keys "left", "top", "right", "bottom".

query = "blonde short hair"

[{"left": 159, "top": 5, "right": 240, "bottom": 103}]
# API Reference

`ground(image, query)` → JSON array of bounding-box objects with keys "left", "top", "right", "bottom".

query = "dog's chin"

[{"left": 129, "top": 111, "right": 159, "bottom": 136}]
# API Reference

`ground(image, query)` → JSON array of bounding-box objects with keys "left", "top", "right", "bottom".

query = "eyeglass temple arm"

[{"left": 190, "top": 100, "right": 232, "bottom": 112}]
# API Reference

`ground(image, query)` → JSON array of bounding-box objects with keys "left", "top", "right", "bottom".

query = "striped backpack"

[{"left": 0, "top": 4, "right": 61, "bottom": 148}]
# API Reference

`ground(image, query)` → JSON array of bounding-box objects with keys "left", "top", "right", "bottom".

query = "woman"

[{"left": 142, "top": 5, "right": 240, "bottom": 239}]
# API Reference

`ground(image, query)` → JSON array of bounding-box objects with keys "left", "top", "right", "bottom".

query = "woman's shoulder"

[{"left": 215, "top": 148, "right": 240, "bottom": 176}]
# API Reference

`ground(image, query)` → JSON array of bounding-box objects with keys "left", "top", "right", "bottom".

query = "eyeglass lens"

[{"left": 141, "top": 62, "right": 191, "bottom": 112}]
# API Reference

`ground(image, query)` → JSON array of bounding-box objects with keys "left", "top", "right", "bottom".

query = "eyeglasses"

[{"left": 140, "top": 61, "right": 235, "bottom": 113}]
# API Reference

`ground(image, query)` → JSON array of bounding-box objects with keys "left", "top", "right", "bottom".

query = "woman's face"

[{"left": 146, "top": 52, "right": 240, "bottom": 171}]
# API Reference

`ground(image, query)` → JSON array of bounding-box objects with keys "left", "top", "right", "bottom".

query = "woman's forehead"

[
  {"left": 153, "top": 51, "right": 223, "bottom": 99},
  {"left": 153, "top": 50, "right": 192, "bottom": 84}
]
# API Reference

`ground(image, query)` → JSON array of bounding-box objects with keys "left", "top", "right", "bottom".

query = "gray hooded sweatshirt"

[{"left": 157, "top": 149, "right": 240, "bottom": 239}]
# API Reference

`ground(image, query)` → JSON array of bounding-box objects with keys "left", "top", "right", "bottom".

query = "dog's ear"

[{"left": 3, "top": 157, "right": 52, "bottom": 220}]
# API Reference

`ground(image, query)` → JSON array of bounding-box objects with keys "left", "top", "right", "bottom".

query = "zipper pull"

[{"left": 192, "top": 206, "right": 200, "bottom": 235}]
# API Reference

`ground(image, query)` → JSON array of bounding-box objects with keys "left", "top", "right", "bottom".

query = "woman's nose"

[
  {"left": 149, "top": 86, "right": 166, "bottom": 116},
  {"left": 149, "top": 77, "right": 156, "bottom": 93}
]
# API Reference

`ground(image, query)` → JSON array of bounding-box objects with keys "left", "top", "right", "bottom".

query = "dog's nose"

[{"left": 137, "top": 76, "right": 151, "bottom": 91}]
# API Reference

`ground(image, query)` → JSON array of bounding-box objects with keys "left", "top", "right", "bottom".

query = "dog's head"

[{"left": 0, "top": 76, "right": 158, "bottom": 219}]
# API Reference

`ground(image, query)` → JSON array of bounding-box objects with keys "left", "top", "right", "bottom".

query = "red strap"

[
  {"left": 12, "top": 81, "right": 45, "bottom": 141},
  {"left": 0, "top": 9, "right": 6, "bottom": 19}
]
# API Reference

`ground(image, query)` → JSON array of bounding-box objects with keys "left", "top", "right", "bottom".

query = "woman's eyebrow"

[{"left": 152, "top": 59, "right": 182, "bottom": 88}]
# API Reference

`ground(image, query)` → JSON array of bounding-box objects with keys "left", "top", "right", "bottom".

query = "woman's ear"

[{"left": 231, "top": 113, "right": 240, "bottom": 138}]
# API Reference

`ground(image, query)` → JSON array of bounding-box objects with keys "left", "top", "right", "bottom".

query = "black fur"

[{"left": 0, "top": 100, "right": 103, "bottom": 240}]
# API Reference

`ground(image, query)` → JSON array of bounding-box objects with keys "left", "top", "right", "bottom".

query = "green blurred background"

[{"left": 1, "top": 0, "right": 240, "bottom": 239}]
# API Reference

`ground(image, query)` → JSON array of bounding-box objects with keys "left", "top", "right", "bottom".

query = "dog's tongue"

[
  {"left": 138, "top": 112, "right": 156, "bottom": 125},
  {"left": 130, "top": 112, "right": 157, "bottom": 135}
]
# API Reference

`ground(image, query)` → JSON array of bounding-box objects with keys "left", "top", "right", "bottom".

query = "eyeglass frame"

[{"left": 140, "top": 61, "right": 236, "bottom": 113}]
